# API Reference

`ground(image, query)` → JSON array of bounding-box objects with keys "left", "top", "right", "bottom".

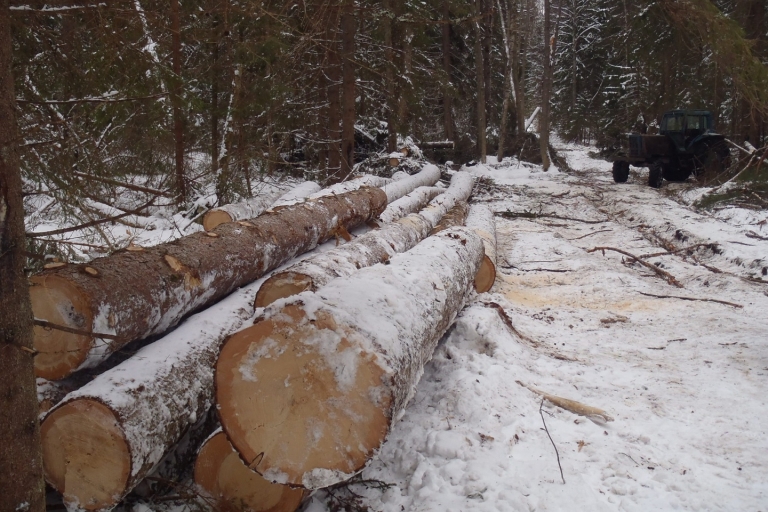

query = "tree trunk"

[
  {"left": 326, "top": 7, "right": 342, "bottom": 183},
  {"left": 384, "top": 0, "right": 398, "bottom": 152},
  {"left": 482, "top": 0, "right": 493, "bottom": 132},
  {"left": 474, "top": 0, "right": 487, "bottom": 163},
  {"left": 340, "top": 1, "right": 357, "bottom": 176},
  {"left": 512, "top": 1, "right": 527, "bottom": 136},
  {"left": 442, "top": 0, "right": 454, "bottom": 141},
  {"left": 170, "top": 0, "right": 185, "bottom": 204},
  {"left": 254, "top": 171, "right": 473, "bottom": 308},
  {"left": 216, "top": 227, "right": 484, "bottom": 489},
  {"left": 0, "top": 1, "right": 46, "bottom": 508},
  {"left": 398, "top": 23, "right": 413, "bottom": 136},
  {"left": 29, "top": 187, "right": 387, "bottom": 380},
  {"left": 377, "top": 186, "right": 443, "bottom": 224},
  {"left": 195, "top": 429, "right": 305, "bottom": 512},
  {"left": 539, "top": 0, "right": 552, "bottom": 170},
  {"left": 465, "top": 204, "right": 497, "bottom": 292}
]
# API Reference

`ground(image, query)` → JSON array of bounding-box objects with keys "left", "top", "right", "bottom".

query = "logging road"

[{"left": 304, "top": 143, "right": 768, "bottom": 511}]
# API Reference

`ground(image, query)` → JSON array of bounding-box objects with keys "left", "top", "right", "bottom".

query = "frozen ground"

[{"left": 303, "top": 144, "right": 768, "bottom": 511}]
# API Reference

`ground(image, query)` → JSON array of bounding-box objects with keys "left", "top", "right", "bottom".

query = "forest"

[{"left": 1, "top": 0, "right": 767, "bottom": 511}]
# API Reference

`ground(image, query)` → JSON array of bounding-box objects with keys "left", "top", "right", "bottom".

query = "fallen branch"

[
  {"left": 745, "top": 230, "right": 768, "bottom": 241},
  {"left": 638, "top": 291, "right": 743, "bottom": 308},
  {"left": 587, "top": 246, "right": 683, "bottom": 288},
  {"left": 539, "top": 398, "right": 565, "bottom": 485},
  {"left": 496, "top": 210, "right": 608, "bottom": 224},
  {"left": 638, "top": 243, "right": 717, "bottom": 260},
  {"left": 26, "top": 198, "right": 155, "bottom": 238},
  {"left": 72, "top": 171, "right": 173, "bottom": 198},
  {"left": 567, "top": 229, "right": 612, "bottom": 241},
  {"left": 518, "top": 381, "right": 614, "bottom": 423},
  {"left": 481, "top": 302, "right": 538, "bottom": 345}
]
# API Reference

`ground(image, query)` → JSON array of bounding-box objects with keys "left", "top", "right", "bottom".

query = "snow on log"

[
  {"left": 38, "top": 276, "right": 266, "bottom": 510},
  {"left": 308, "top": 175, "right": 391, "bottom": 199},
  {"left": 465, "top": 204, "right": 497, "bottom": 293},
  {"left": 381, "top": 164, "right": 441, "bottom": 202},
  {"left": 253, "top": 172, "right": 474, "bottom": 308},
  {"left": 216, "top": 227, "right": 484, "bottom": 489},
  {"left": 30, "top": 187, "right": 387, "bottom": 380},
  {"left": 377, "top": 186, "right": 444, "bottom": 224},
  {"left": 429, "top": 201, "right": 469, "bottom": 235},
  {"left": 203, "top": 186, "right": 290, "bottom": 231},
  {"left": 194, "top": 429, "right": 304, "bottom": 512},
  {"left": 391, "top": 170, "right": 409, "bottom": 181},
  {"left": 270, "top": 181, "right": 322, "bottom": 208}
]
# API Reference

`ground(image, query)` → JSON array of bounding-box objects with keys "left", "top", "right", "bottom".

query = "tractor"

[{"left": 611, "top": 110, "right": 731, "bottom": 188}]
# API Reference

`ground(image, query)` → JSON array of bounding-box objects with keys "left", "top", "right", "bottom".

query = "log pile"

[{"left": 36, "top": 168, "right": 500, "bottom": 511}]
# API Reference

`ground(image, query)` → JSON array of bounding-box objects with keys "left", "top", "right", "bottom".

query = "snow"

[{"left": 303, "top": 141, "right": 768, "bottom": 511}]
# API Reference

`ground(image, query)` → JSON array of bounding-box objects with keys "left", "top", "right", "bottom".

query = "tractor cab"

[{"left": 660, "top": 110, "right": 714, "bottom": 152}]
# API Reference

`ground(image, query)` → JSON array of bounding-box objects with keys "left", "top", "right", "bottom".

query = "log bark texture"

[
  {"left": 429, "top": 201, "right": 469, "bottom": 235},
  {"left": 216, "top": 227, "right": 484, "bottom": 489},
  {"left": 195, "top": 429, "right": 304, "bottom": 512},
  {"left": 253, "top": 172, "right": 474, "bottom": 308},
  {"left": 38, "top": 277, "right": 266, "bottom": 510},
  {"left": 465, "top": 204, "right": 497, "bottom": 292},
  {"left": 377, "top": 186, "right": 443, "bottom": 224},
  {"left": 30, "top": 187, "right": 387, "bottom": 380},
  {"left": 203, "top": 185, "right": 290, "bottom": 231}
]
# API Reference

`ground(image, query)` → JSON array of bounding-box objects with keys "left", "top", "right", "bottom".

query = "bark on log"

[
  {"left": 270, "top": 181, "right": 322, "bottom": 208},
  {"left": 465, "top": 204, "right": 497, "bottom": 293},
  {"left": 203, "top": 185, "right": 290, "bottom": 231},
  {"left": 429, "top": 201, "right": 469, "bottom": 235},
  {"left": 381, "top": 164, "right": 441, "bottom": 202},
  {"left": 216, "top": 227, "right": 484, "bottom": 489},
  {"left": 377, "top": 186, "right": 443, "bottom": 224},
  {"left": 194, "top": 429, "right": 304, "bottom": 512},
  {"left": 253, "top": 172, "right": 474, "bottom": 308},
  {"left": 30, "top": 187, "right": 387, "bottom": 380},
  {"left": 38, "top": 276, "right": 265, "bottom": 510}
]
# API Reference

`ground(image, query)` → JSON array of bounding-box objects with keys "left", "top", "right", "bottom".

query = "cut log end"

[
  {"left": 41, "top": 399, "right": 130, "bottom": 510},
  {"left": 253, "top": 272, "right": 314, "bottom": 309},
  {"left": 216, "top": 304, "right": 391, "bottom": 489},
  {"left": 195, "top": 431, "right": 304, "bottom": 512},
  {"left": 203, "top": 210, "right": 234, "bottom": 231},
  {"left": 30, "top": 274, "right": 93, "bottom": 380},
  {"left": 475, "top": 255, "right": 497, "bottom": 293}
]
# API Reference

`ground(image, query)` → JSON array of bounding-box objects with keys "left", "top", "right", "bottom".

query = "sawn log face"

[{"left": 30, "top": 187, "right": 387, "bottom": 380}]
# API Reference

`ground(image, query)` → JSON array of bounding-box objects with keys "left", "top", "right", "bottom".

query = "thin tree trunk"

[
  {"left": 442, "top": 0, "right": 454, "bottom": 141},
  {"left": 384, "top": 0, "right": 398, "bottom": 152},
  {"left": 539, "top": 0, "right": 552, "bottom": 170},
  {"left": 474, "top": 0, "right": 487, "bottom": 162},
  {"left": 170, "top": 0, "right": 185, "bottom": 204},
  {"left": 211, "top": 35, "right": 222, "bottom": 201},
  {"left": 482, "top": 0, "right": 493, "bottom": 133},
  {"left": 0, "top": 0, "right": 46, "bottom": 508},
  {"left": 326, "top": 7, "right": 342, "bottom": 183},
  {"left": 340, "top": 1, "right": 356, "bottom": 176},
  {"left": 398, "top": 23, "right": 413, "bottom": 137},
  {"left": 497, "top": 0, "right": 513, "bottom": 161}
]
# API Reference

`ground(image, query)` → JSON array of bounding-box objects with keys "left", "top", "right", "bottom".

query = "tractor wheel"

[
  {"left": 612, "top": 161, "right": 630, "bottom": 183},
  {"left": 648, "top": 162, "right": 663, "bottom": 189},
  {"left": 694, "top": 141, "right": 731, "bottom": 179},
  {"left": 662, "top": 162, "right": 691, "bottom": 182}
]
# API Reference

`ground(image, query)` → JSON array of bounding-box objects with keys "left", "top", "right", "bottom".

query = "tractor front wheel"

[
  {"left": 648, "top": 162, "right": 663, "bottom": 189},
  {"left": 612, "top": 161, "right": 630, "bottom": 183}
]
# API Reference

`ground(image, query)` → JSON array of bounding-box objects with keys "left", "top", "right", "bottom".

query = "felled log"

[
  {"left": 377, "top": 186, "right": 443, "bottom": 224},
  {"left": 391, "top": 170, "right": 409, "bottom": 181},
  {"left": 30, "top": 187, "right": 387, "bottom": 380},
  {"left": 308, "top": 175, "right": 390, "bottom": 198},
  {"left": 217, "top": 227, "right": 484, "bottom": 489},
  {"left": 195, "top": 429, "right": 304, "bottom": 512},
  {"left": 203, "top": 185, "right": 289, "bottom": 231},
  {"left": 466, "top": 204, "right": 497, "bottom": 293},
  {"left": 39, "top": 277, "right": 265, "bottom": 510},
  {"left": 271, "top": 181, "right": 321, "bottom": 207},
  {"left": 381, "top": 164, "right": 441, "bottom": 202},
  {"left": 253, "top": 172, "right": 474, "bottom": 308},
  {"left": 429, "top": 201, "right": 469, "bottom": 235}
]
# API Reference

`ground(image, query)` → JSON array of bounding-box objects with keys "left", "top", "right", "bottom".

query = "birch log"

[
  {"left": 30, "top": 187, "right": 386, "bottom": 380},
  {"left": 216, "top": 227, "right": 484, "bottom": 489},
  {"left": 429, "top": 201, "right": 469, "bottom": 234},
  {"left": 203, "top": 185, "right": 290, "bottom": 231},
  {"left": 271, "top": 181, "right": 322, "bottom": 207},
  {"left": 307, "top": 175, "right": 391, "bottom": 199},
  {"left": 253, "top": 172, "right": 474, "bottom": 308},
  {"left": 377, "top": 186, "right": 443, "bottom": 224},
  {"left": 381, "top": 164, "right": 441, "bottom": 202},
  {"left": 465, "top": 204, "right": 497, "bottom": 293},
  {"left": 38, "top": 276, "right": 265, "bottom": 510},
  {"left": 391, "top": 170, "right": 409, "bottom": 181},
  {"left": 194, "top": 429, "right": 304, "bottom": 512}
]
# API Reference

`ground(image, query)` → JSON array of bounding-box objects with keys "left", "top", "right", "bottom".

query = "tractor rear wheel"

[
  {"left": 648, "top": 162, "right": 663, "bottom": 189},
  {"left": 612, "top": 161, "right": 630, "bottom": 183}
]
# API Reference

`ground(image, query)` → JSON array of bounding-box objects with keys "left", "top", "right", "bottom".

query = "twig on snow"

[
  {"left": 496, "top": 210, "right": 609, "bottom": 224},
  {"left": 638, "top": 291, "right": 743, "bottom": 308},
  {"left": 566, "top": 229, "right": 612, "bottom": 241},
  {"left": 587, "top": 246, "right": 684, "bottom": 288},
  {"left": 518, "top": 381, "right": 614, "bottom": 423},
  {"left": 540, "top": 398, "right": 566, "bottom": 485},
  {"left": 638, "top": 243, "right": 718, "bottom": 259}
]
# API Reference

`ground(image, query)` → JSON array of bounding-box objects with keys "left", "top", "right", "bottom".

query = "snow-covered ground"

[{"left": 303, "top": 144, "right": 768, "bottom": 511}]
